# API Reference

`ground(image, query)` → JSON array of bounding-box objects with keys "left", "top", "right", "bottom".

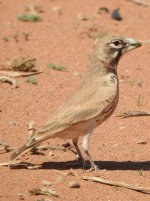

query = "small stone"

[
  {"left": 73, "top": 70, "right": 82, "bottom": 78},
  {"left": 68, "top": 181, "right": 80, "bottom": 188},
  {"left": 77, "top": 13, "right": 88, "bottom": 21},
  {"left": 96, "top": 7, "right": 109, "bottom": 14},
  {"left": 42, "top": 180, "right": 52, "bottom": 186},
  {"left": 57, "top": 175, "right": 65, "bottom": 183},
  {"left": 66, "top": 169, "right": 77, "bottom": 176},
  {"left": 137, "top": 140, "right": 147, "bottom": 145},
  {"left": 119, "top": 126, "right": 125, "bottom": 130},
  {"left": 18, "top": 193, "right": 25, "bottom": 200},
  {"left": 76, "top": 62, "right": 81, "bottom": 66},
  {"left": 52, "top": 6, "right": 62, "bottom": 14},
  {"left": 48, "top": 151, "right": 55, "bottom": 157},
  {"left": 112, "top": 9, "right": 122, "bottom": 21}
]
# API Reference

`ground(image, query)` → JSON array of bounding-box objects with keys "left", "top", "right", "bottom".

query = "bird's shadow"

[{"left": 10, "top": 160, "right": 150, "bottom": 171}]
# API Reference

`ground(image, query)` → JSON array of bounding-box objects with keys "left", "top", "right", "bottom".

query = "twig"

[
  {"left": 0, "top": 70, "right": 43, "bottom": 77},
  {"left": 9, "top": 162, "right": 42, "bottom": 169},
  {"left": 11, "top": 58, "right": 37, "bottom": 71},
  {"left": 27, "top": 121, "right": 36, "bottom": 140},
  {"left": 117, "top": 111, "right": 150, "bottom": 118},
  {"left": 31, "top": 144, "right": 66, "bottom": 155},
  {"left": 140, "top": 40, "right": 150, "bottom": 43},
  {"left": 0, "top": 64, "right": 8, "bottom": 69},
  {"left": 0, "top": 161, "right": 39, "bottom": 167},
  {"left": 29, "top": 5, "right": 37, "bottom": 14},
  {"left": 27, "top": 122, "right": 41, "bottom": 154},
  {"left": 0, "top": 58, "right": 36, "bottom": 71},
  {"left": 0, "top": 141, "right": 14, "bottom": 153},
  {"left": 29, "top": 187, "right": 59, "bottom": 197},
  {"left": 82, "top": 176, "right": 150, "bottom": 194},
  {"left": 126, "top": 0, "right": 150, "bottom": 7},
  {"left": 26, "top": 164, "right": 42, "bottom": 169},
  {"left": 120, "top": 78, "right": 142, "bottom": 87},
  {"left": 37, "top": 145, "right": 66, "bottom": 151},
  {"left": 61, "top": 142, "right": 77, "bottom": 155},
  {"left": 53, "top": 169, "right": 77, "bottom": 176},
  {"left": 0, "top": 161, "right": 12, "bottom": 166},
  {"left": 0, "top": 76, "right": 17, "bottom": 88}
]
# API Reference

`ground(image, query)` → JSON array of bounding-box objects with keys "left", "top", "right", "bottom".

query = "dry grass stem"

[
  {"left": 53, "top": 169, "right": 77, "bottom": 176},
  {"left": 120, "top": 77, "right": 142, "bottom": 87},
  {"left": 29, "top": 188, "right": 59, "bottom": 197},
  {"left": 0, "top": 141, "right": 14, "bottom": 153},
  {"left": 10, "top": 58, "right": 37, "bottom": 72},
  {"left": 0, "top": 161, "right": 12, "bottom": 166},
  {"left": 0, "top": 76, "right": 17, "bottom": 88},
  {"left": 27, "top": 122, "right": 36, "bottom": 140},
  {"left": 0, "top": 70, "right": 43, "bottom": 77},
  {"left": 82, "top": 176, "right": 150, "bottom": 193},
  {"left": 37, "top": 145, "right": 66, "bottom": 151},
  {"left": 126, "top": 0, "right": 150, "bottom": 7},
  {"left": 117, "top": 111, "right": 150, "bottom": 118}
]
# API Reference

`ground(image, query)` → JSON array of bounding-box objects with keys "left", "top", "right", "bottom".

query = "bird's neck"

[{"left": 86, "top": 54, "right": 118, "bottom": 80}]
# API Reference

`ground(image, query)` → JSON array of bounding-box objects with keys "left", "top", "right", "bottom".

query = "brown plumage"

[{"left": 10, "top": 35, "right": 141, "bottom": 170}]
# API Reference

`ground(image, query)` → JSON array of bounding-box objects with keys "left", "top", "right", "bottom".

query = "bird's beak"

[{"left": 124, "top": 38, "right": 142, "bottom": 53}]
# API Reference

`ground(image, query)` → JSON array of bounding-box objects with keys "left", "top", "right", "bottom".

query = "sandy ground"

[{"left": 0, "top": 0, "right": 150, "bottom": 201}]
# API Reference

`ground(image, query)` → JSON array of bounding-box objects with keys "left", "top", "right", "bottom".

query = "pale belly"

[
  {"left": 55, "top": 119, "right": 96, "bottom": 139},
  {"left": 55, "top": 93, "right": 119, "bottom": 140}
]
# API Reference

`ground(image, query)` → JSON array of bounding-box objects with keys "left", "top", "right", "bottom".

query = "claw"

[{"left": 84, "top": 164, "right": 100, "bottom": 172}]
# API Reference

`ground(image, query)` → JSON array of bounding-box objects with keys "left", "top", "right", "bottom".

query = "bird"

[{"left": 10, "top": 34, "right": 142, "bottom": 171}]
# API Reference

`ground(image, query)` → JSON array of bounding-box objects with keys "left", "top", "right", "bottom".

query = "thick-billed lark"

[{"left": 10, "top": 35, "right": 141, "bottom": 170}]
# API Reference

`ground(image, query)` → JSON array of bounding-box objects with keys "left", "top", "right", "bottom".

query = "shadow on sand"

[{"left": 10, "top": 160, "right": 150, "bottom": 171}]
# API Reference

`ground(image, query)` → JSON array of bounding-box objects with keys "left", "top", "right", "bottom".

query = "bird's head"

[{"left": 94, "top": 34, "right": 142, "bottom": 67}]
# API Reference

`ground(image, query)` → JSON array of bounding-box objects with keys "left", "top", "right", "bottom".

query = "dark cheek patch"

[
  {"left": 121, "top": 48, "right": 126, "bottom": 55},
  {"left": 114, "top": 50, "right": 122, "bottom": 64}
]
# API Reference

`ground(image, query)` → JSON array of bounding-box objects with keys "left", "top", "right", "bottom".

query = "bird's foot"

[{"left": 84, "top": 164, "right": 100, "bottom": 172}]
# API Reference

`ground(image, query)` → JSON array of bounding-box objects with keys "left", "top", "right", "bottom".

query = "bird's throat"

[{"left": 86, "top": 55, "right": 118, "bottom": 81}]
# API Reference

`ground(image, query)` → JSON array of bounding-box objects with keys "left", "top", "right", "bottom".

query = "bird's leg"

[
  {"left": 72, "top": 138, "right": 85, "bottom": 164},
  {"left": 83, "top": 132, "right": 99, "bottom": 171},
  {"left": 63, "top": 138, "right": 86, "bottom": 168}
]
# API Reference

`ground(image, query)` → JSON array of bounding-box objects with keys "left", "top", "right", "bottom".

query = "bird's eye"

[
  {"left": 109, "top": 39, "right": 123, "bottom": 49},
  {"left": 113, "top": 40, "right": 121, "bottom": 46}
]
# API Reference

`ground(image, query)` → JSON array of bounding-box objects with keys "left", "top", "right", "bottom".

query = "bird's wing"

[
  {"left": 10, "top": 94, "right": 114, "bottom": 161},
  {"left": 34, "top": 92, "right": 116, "bottom": 140}
]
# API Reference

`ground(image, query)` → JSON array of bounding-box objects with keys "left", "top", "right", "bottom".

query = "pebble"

[
  {"left": 111, "top": 8, "right": 122, "bottom": 21},
  {"left": 48, "top": 151, "right": 55, "bottom": 157},
  {"left": 52, "top": 6, "right": 62, "bottom": 14},
  {"left": 42, "top": 180, "right": 52, "bottom": 186},
  {"left": 137, "top": 140, "right": 147, "bottom": 145},
  {"left": 77, "top": 13, "right": 88, "bottom": 21},
  {"left": 73, "top": 70, "right": 82, "bottom": 78},
  {"left": 18, "top": 193, "right": 25, "bottom": 200},
  {"left": 68, "top": 181, "right": 80, "bottom": 188},
  {"left": 96, "top": 7, "right": 109, "bottom": 14}
]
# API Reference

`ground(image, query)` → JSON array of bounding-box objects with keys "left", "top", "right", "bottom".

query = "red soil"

[{"left": 0, "top": 0, "right": 150, "bottom": 201}]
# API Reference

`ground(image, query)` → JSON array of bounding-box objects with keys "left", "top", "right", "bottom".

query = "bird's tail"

[
  {"left": 10, "top": 128, "right": 58, "bottom": 162},
  {"left": 10, "top": 138, "right": 40, "bottom": 162}
]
